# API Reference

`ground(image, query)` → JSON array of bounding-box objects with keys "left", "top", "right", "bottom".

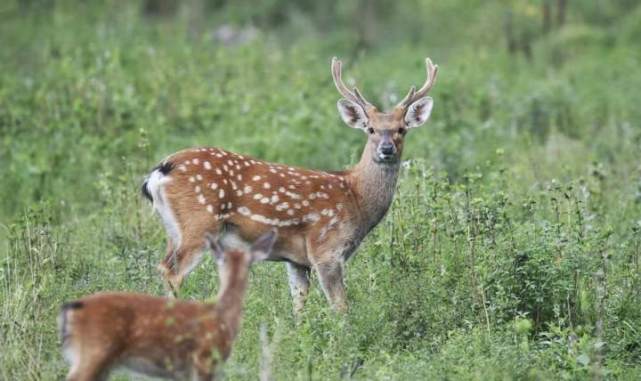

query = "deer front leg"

[
  {"left": 315, "top": 260, "right": 348, "bottom": 313},
  {"left": 286, "top": 262, "right": 310, "bottom": 317}
]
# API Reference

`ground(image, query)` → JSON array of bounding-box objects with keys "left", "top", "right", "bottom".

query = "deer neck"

[
  {"left": 346, "top": 141, "right": 401, "bottom": 232},
  {"left": 213, "top": 269, "right": 249, "bottom": 340}
]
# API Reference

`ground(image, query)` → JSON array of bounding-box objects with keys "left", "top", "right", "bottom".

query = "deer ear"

[
  {"left": 205, "top": 233, "right": 224, "bottom": 261},
  {"left": 250, "top": 229, "right": 278, "bottom": 262},
  {"left": 337, "top": 99, "right": 368, "bottom": 130},
  {"left": 404, "top": 97, "right": 433, "bottom": 128}
]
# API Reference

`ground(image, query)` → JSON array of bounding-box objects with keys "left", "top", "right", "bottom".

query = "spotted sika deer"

[
  {"left": 142, "top": 57, "right": 438, "bottom": 313},
  {"left": 58, "top": 230, "right": 277, "bottom": 381}
]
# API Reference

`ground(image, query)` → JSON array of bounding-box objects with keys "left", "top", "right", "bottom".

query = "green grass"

[{"left": 2, "top": 1, "right": 641, "bottom": 379}]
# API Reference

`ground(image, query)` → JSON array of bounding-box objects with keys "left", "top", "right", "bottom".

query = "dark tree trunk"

[
  {"left": 142, "top": 0, "right": 178, "bottom": 18},
  {"left": 355, "top": 0, "right": 378, "bottom": 51},
  {"left": 542, "top": 0, "right": 552, "bottom": 33},
  {"left": 504, "top": 10, "right": 517, "bottom": 55},
  {"left": 557, "top": 0, "right": 567, "bottom": 27}
]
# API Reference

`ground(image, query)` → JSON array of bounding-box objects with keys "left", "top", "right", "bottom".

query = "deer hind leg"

[
  {"left": 286, "top": 262, "right": 310, "bottom": 317},
  {"left": 314, "top": 260, "right": 348, "bottom": 313},
  {"left": 66, "top": 349, "right": 114, "bottom": 381},
  {"left": 159, "top": 220, "right": 220, "bottom": 296},
  {"left": 160, "top": 238, "right": 210, "bottom": 296}
]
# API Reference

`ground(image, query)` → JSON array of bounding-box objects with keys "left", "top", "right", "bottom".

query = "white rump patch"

[{"left": 146, "top": 169, "right": 181, "bottom": 247}]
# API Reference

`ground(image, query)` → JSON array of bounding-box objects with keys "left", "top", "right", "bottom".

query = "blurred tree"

[
  {"left": 542, "top": 0, "right": 552, "bottom": 33},
  {"left": 557, "top": 0, "right": 566, "bottom": 27},
  {"left": 142, "top": 0, "right": 178, "bottom": 18}
]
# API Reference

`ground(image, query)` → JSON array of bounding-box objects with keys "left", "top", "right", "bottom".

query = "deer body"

[
  {"left": 59, "top": 232, "right": 276, "bottom": 381},
  {"left": 144, "top": 57, "right": 438, "bottom": 313}
]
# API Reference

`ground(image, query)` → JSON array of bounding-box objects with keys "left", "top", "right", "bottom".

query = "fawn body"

[
  {"left": 58, "top": 231, "right": 277, "bottom": 381},
  {"left": 143, "top": 57, "right": 438, "bottom": 313}
]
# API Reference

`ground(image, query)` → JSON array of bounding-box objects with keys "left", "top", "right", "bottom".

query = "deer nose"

[{"left": 380, "top": 143, "right": 396, "bottom": 155}]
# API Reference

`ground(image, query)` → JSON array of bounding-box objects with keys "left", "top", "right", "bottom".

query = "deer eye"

[
  {"left": 367, "top": 127, "right": 375, "bottom": 134},
  {"left": 398, "top": 127, "right": 406, "bottom": 135}
]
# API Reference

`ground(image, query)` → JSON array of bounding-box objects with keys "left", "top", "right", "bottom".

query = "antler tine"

[
  {"left": 397, "top": 57, "right": 439, "bottom": 108},
  {"left": 398, "top": 86, "right": 416, "bottom": 106},
  {"left": 352, "top": 87, "right": 372, "bottom": 108},
  {"left": 331, "top": 57, "right": 373, "bottom": 110},
  {"left": 414, "top": 58, "right": 439, "bottom": 99}
]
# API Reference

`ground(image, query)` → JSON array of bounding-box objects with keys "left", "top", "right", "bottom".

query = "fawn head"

[
  {"left": 332, "top": 57, "right": 438, "bottom": 165},
  {"left": 206, "top": 229, "right": 278, "bottom": 288}
]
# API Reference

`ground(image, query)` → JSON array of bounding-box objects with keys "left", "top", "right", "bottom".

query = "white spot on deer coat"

[
  {"left": 276, "top": 202, "right": 289, "bottom": 211},
  {"left": 303, "top": 213, "right": 320, "bottom": 223},
  {"left": 285, "top": 191, "right": 301, "bottom": 200},
  {"left": 203, "top": 161, "right": 212, "bottom": 170}
]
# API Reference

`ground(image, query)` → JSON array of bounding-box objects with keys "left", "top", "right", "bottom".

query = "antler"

[
  {"left": 331, "top": 57, "right": 374, "bottom": 110},
  {"left": 397, "top": 57, "right": 439, "bottom": 109}
]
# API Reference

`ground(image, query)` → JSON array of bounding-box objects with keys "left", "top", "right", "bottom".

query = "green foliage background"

[{"left": 1, "top": 0, "right": 641, "bottom": 379}]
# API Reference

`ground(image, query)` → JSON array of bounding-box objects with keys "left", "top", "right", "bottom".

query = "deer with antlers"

[
  {"left": 58, "top": 230, "right": 277, "bottom": 381},
  {"left": 142, "top": 57, "right": 438, "bottom": 313}
]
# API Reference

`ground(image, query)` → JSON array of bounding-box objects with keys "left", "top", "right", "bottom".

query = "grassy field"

[{"left": 2, "top": 1, "right": 641, "bottom": 379}]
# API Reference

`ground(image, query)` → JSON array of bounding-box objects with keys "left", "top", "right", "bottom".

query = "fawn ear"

[
  {"left": 337, "top": 99, "right": 369, "bottom": 131},
  {"left": 205, "top": 233, "right": 224, "bottom": 261},
  {"left": 404, "top": 97, "right": 433, "bottom": 128},
  {"left": 250, "top": 229, "right": 278, "bottom": 262}
]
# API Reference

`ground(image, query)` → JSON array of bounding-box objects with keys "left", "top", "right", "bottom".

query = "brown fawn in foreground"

[
  {"left": 142, "top": 57, "right": 438, "bottom": 313},
  {"left": 58, "top": 230, "right": 277, "bottom": 381}
]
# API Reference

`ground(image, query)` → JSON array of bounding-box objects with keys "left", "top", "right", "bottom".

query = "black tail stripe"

[
  {"left": 141, "top": 180, "right": 153, "bottom": 202},
  {"left": 141, "top": 161, "right": 174, "bottom": 202},
  {"left": 60, "top": 301, "right": 83, "bottom": 343}
]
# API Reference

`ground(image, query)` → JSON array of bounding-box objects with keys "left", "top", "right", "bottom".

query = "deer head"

[
  {"left": 206, "top": 229, "right": 277, "bottom": 292},
  {"left": 332, "top": 57, "right": 438, "bottom": 165}
]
